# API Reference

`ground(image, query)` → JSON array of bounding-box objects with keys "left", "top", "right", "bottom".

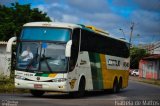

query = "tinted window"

[
  {"left": 80, "top": 29, "right": 129, "bottom": 58},
  {"left": 69, "top": 28, "right": 80, "bottom": 71}
]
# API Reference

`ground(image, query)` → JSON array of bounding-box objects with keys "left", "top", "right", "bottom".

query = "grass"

[
  {"left": 129, "top": 76, "right": 160, "bottom": 86},
  {"left": 139, "top": 78, "right": 160, "bottom": 86},
  {"left": 0, "top": 72, "right": 29, "bottom": 93},
  {"left": 0, "top": 74, "right": 14, "bottom": 93}
]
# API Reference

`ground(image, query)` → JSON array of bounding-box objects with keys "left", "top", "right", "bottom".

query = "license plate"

[{"left": 34, "top": 84, "right": 42, "bottom": 88}]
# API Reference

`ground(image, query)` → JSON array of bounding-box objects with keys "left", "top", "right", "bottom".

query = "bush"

[
  {"left": 0, "top": 74, "right": 14, "bottom": 93},
  {"left": 0, "top": 73, "right": 29, "bottom": 93}
]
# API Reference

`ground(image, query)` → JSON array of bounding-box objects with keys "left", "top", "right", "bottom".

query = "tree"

[
  {"left": 130, "top": 47, "right": 148, "bottom": 69},
  {"left": 0, "top": 3, "right": 51, "bottom": 41}
]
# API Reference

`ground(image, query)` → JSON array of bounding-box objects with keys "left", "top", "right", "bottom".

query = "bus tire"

[
  {"left": 77, "top": 77, "right": 85, "bottom": 97},
  {"left": 112, "top": 78, "right": 119, "bottom": 93},
  {"left": 69, "top": 77, "right": 85, "bottom": 98},
  {"left": 119, "top": 77, "right": 122, "bottom": 89},
  {"left": 30, "top": 90, "right": 45, "bottom": 97}
]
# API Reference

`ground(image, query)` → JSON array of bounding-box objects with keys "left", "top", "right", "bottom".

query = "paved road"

[{"left": 0, "top": 80, "right": 160, "bottom": 106}]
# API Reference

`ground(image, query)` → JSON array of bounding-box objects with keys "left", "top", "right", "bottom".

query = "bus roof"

[
  {"left": 86, "top": 26, "right": 110, "bottom": 35},
  {"left": 23, "top": 22, "right": 128, "bottom": 43},
  {"left": 83, "top": 25, "right": 129, "bottom": 43},
  {"left": 23, "top": 22, "right": 82, "bottom": 29}
]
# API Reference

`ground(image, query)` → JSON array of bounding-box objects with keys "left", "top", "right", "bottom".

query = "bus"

[{"left": 13, "top": 22, "right": 130, "bottom": 97}]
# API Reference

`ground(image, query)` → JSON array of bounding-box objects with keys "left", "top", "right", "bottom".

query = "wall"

[
  {"left": 153, "top": 47, "right": 160, "bottom": 54},
  {"left": 0, "top": 45, "right": 11, "bottom": 77},
  {"left": 139, "top": 59, "right": 160, "bottom": 80}
]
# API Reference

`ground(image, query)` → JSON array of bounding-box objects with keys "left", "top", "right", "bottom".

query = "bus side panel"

[
  {"left": 100, "top": 54, "right": 113, "bottom": 89},
  {"left": 88, "top": 52, "right": 103, "bottom": 90},
  {"left": 123, "top": 70, "right": 129, "bottom": 88},
  {"left": 67, "top": 51, "right": 94, "bottom": 92},
  {"left": 77, "top": 51, "right": 94, "bottom": 90},
  {"left": 77, "top": 52, "right": 129, "bottom": 91},
  {"left": 105, "top": 55, "right": 130, "bottom": 89}
]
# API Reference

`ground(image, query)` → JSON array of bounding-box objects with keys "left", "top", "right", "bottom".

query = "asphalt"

[{"left": 0, "top": 79, "right": 160, "bottom": 106}]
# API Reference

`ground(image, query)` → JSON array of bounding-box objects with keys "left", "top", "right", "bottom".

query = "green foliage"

[
  {"left": 0, "top": 3, "right": 51, "bottom": 41},
  {"left": 130, "top": 47, "right": 148, "bottom": 69},
  {"left": 0, "top": 72, "right": 29, "bottom": 93},
  {"left": 0, "top": 73, "right": 14, "bottom": 93}
]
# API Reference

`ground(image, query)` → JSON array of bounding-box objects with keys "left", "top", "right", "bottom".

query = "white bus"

[{"left": 14, "top": 22, "right": 130, "bottom": 97}]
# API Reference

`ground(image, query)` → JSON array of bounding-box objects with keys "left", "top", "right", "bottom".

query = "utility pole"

[{"left": 129, "top": 22, "right": 134, "bottom": 47}]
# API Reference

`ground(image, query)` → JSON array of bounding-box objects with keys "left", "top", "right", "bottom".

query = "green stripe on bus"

[
  {"left": 35, "top": 73, "right": 49, "bottom": 77},
  {"left": 89, "top": 52, "right": 103, "bottom": 90}
]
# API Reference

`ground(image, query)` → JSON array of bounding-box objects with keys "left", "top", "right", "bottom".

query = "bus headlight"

[
  {"left": 15, "top": 75, "right": 25, "bottom": 80},
  {"left": 52, "top": 78, "right": 67, "bottom": 82}
]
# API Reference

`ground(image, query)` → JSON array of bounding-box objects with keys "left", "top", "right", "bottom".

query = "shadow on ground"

[{"left": 25, "top": 89, "right": 127, "bottom": 99}]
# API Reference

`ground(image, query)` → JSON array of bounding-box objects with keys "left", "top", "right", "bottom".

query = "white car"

[{"left": 131, "top": 69, "right": 139, "bottom": 76}]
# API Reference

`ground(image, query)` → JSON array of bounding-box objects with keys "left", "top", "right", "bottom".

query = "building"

[
  {"left": 138, "top": 41, "right": 160, "bottom": 54},
  {"left": 153, "top": 41, "right": 160, "bottom": 54},
  {"left": 139, "top": 54, "right": 160, "bottom": 80}
]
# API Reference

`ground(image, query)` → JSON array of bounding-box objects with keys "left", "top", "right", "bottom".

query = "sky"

[{"left": 1, "top": 0, "right": 160, "bottom": 45}]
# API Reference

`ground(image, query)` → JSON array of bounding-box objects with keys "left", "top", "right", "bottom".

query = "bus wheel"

[
  {"left": 30, "top": 90, "right": 45, "bottom": 97},
  {"left": 119, "top": 78, "right": 122, "bottom": 89},
  {"left": 112, "top": 79, "right": 119, "bottom": 93},
  {"left": 77, "top": 77, "right": 85, "bottom": 97},
  {"left": 69, "top": 77, "right": 85, "bottom": 98}
]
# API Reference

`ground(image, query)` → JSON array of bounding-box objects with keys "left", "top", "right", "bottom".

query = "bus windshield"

[
  {"left": 16, "top": 42, "right": 67, "bottom": 73},
  {"left": 16, "top": 27, "right": 70, "bottom": 73}
]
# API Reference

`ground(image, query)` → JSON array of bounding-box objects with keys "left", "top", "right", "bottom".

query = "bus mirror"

[
  {"left": 6, "top": 37, "right": 17, "bottom": 53},
  {"left": 65, "top": 40, "right": 72, "bottom": 57}
]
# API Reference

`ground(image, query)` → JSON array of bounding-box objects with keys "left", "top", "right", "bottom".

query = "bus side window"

[{"left": 69, "top": 28, "right": 80, "bottom": 71}]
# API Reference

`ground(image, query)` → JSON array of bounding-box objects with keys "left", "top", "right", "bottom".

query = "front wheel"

[
  {"left": 77, "top": 77, "right": 85, "bottom": 97},
  {"left": 69, "top": 77, "right": 86, "bottom": 98},
  {"left": 30, "top": 90, "right": 45, "bottom": 97}
]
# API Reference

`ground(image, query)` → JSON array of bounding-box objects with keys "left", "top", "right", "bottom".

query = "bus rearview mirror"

[
  {"left": 6, "top": 37, "right": 17, "bottom": 53},
  {"left": 65, "top": 40, "right": 72, "bottom": 57}
]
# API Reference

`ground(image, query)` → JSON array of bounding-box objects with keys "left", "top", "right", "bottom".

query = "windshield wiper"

[
  {"left": 41, "top": 54, "right": 53, "bottom": 73},
  {"left": 26, "top": 54, "right": 39, "bottom": 71}
]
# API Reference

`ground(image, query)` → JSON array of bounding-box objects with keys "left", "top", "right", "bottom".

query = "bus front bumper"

[{"left": 15, "top": 79, "right": 68, "bottom": 92}]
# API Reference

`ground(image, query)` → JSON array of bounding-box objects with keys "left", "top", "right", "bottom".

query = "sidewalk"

[{"left": 129, "top": 76, "right": 160, "bottom": 86}]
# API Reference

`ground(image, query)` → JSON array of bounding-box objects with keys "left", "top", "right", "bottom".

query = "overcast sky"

[{"left": 1, "top": 0, "right": 160, "bottom": 45}]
